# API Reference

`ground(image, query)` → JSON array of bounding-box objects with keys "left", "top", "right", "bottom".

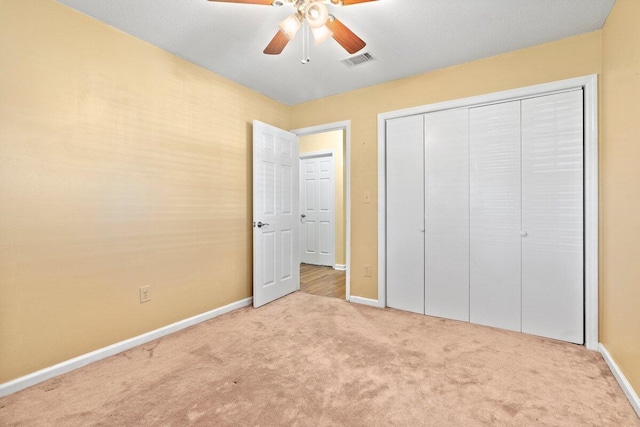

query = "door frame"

[
  {"left": 299, "top": 150, "right": 336, "bottom": 268},
  {"left": 291, "top": 121, "right": 351, "bottom": 301},
  {"left": 377, "top": 75, "right": 599, "bottom": 350}
]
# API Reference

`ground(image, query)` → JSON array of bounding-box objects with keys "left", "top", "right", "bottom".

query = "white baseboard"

[
  {"left": 334, "top": 264, "right": 347, "bottom": 271},
  {"left": 349, "top": 296, "right": 381, "bottom": 308},
  {"left": 0, "top": 297, "right": 253, "bottom": 398},
  {"left": 599, "top": 343, "right": 640, "bottom": 418}
]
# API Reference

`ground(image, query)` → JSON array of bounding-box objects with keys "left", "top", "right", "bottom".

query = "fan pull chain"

[{"left": 301, "top": 21, "right": 310, "bottom": 64}]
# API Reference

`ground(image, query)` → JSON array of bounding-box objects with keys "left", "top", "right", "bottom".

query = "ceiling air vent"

[{"left": 341, "top": 52, "right": 375, "bottom": 68}]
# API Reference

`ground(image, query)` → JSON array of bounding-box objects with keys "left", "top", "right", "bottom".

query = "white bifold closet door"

[
  {"left": 424, "top": 109, "right": 470, "bottom": 321},
  {"left": 386, "top": 89, "right": 584, "bottom": 344},
  {"left": 469, "top": 93, "right": 584, "bottom": 341},
  {"left": 386, "top": 115, "right": 425, "bottom": 314},
  {"left": 470, "top": 101, "right": 522, "bottom": 332},
  {"left": 521, "top": 90, "right": 584, "bottom": 344}
]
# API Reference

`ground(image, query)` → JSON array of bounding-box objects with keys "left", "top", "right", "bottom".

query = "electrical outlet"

[
  {"left": 364, "top": 191, "right": 371, "bottom": 203},
  {"left": 364, "top": 265, "right": 372, "bottom": 277},
  {"left": 139, "top": 286, "right": 151, "bottom": 303}
]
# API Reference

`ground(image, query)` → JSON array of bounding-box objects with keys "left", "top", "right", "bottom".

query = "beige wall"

[
  {"left": 0, "top": 0, "right": 289, "bottom": 383},
  {"left": 300, "top": 131, "right": 346, "bottom": 266},
  {"left": 601, "top": 0, "right": 640, "bottom": 395},
  {"left": 290, "top": 31, "right": 602, "bottom": 299}
]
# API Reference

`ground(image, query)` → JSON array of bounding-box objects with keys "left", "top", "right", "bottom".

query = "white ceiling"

[{"left": 56, "top": 0, "right": 615, "bottom": 106}]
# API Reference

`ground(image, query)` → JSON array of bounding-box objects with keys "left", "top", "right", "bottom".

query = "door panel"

[
  {"left": 424, "top": 109, "right": 470, "bottom": 322},
  {"left": 300, "top": 154, "right": 335, "bottom": 266},
  {"left": 305, "top": 180, "right": 314, "bottom": 210},
  {"left": 253, "top": 120, "right": 299, "bottom": 308},
  {"left": 262, "top": 230, "right": 276, "bottom": 287},
  {"left": 320, "top": 177, "right": 331, "bottom": 211},
  {"left": 304, "top": 221, "right": 315, "bottom": 254},
  {"left": 281, "top": 229, "right": 293, "bottom": 280},
  {"left": 386, "top": 115, "right": 425, "bottom": 314},
  {"left": 521, "top": 90, "right": 584, "bottom": 343},
  {"left": 470, "top": 101, "right": 522, "bottom": 332},
  {"left": 281, "top": 164, "right": 293, "bottom": 214},
  {"left": 320, "top": 221, "right": 331, "bottom": 255}
]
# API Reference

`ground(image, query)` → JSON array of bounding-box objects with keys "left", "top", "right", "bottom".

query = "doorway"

[
  {"left": 300, "top": 263, "right": 346, "bottom": 299},
  {"left": 377, "top": 76, "right": 599, "bottom": 349},
  {"left": 292, "top": 122, "right": 351, "bottom": 301}
]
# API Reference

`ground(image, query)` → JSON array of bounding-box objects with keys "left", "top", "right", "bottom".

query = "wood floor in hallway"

[{"left": 300, "top": 263, "right": 346, "bottom": 300}]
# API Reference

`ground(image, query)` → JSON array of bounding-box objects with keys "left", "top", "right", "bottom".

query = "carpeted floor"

[{"left": 1, "top": 292, "right": 638, "bottom": 426}]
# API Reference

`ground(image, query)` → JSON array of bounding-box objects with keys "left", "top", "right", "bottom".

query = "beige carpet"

[{"left": 1, "top": 292, "right": 638, "bottom": 426}]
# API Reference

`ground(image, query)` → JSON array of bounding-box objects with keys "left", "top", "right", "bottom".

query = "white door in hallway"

[
  {"left": 253, "top": 120, "right": 300, "bottom": 308},
  {"left": 299, "top": 153, "right": 335, "bottom": 267}
]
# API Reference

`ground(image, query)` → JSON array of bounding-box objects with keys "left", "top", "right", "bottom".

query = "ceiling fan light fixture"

[
  {"left": 311, "top": 24, "right": 333, "bottom": 45},
  {"left": 305, "top": 2, "right": 329, "bottom": 28},
  {"left": 278, "top": 14, "right": 301, "bottom": 41}
]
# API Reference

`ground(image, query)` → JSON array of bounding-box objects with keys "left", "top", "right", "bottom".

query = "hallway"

[{"left": 299, "top": 264, "right": 346, "bottom": 300}]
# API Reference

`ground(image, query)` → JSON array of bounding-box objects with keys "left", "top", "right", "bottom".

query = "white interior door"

[
  {"left": 386, "top": 115, "right": 425, "bottom": 314},
  {"left": 300, "top": 153, "right": 335, "bottom": 267},
  {"left": 253, "top": 120, "right": 299, "bottom": 308},
  {"left": 470, "top": 101, "right": 522, "bottom": 332},
  {"left": 521, "top": 90, "right": 584, "bottom": 343},
  {"left": 424, "top": 108, "right": 470, "bottom": 321}
]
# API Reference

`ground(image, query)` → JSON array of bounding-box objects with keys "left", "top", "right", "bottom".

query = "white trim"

[
  {"left": 299, "top": 150, "right": 337, "bottom": 269},
  {"left": 583, "top": 75, "right": 599, "bottom": 351},
  {"left": 378, "top": 76, "right": 597, "bottom": 121},
  {"left": 300, "top": 150, "right": 335, "bottom": 160},
  {"left": 378, "top": 75, "right": 599, "bottom": 348},
  {"left": 599, "top": 344, "right": 640, "bottom": 418},
  {"left": 377, "top": 113, "right": 388, "bottom": 309},
  {"left": 334, "top": 264, "right": 347, "bottom": 271},
  {"left": 349, "top": 296, "right": 380, "bottom": 308},
  {"left": 0, "top": 297, "right": 253, "bottom": 398},
  {"left": 292, "top": 121, "right": 351, "bottom": 302}
]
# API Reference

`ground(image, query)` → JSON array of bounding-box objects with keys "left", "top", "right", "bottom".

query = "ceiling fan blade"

[
  {"left": 326, "top": 18, "right": 366, "bottom": 54},
  {"left": 340, "top": 0, "right": 377, "bottom": 5},
  {"left": 264, "top": 30, "right": 289, "bottom": 55},
  {"left": 207, "top": 0, "right": 273, "bottom": 5}
]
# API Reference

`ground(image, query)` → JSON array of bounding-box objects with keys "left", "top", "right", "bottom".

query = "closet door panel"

[
  {"left": 424, "top": 109, "right": 470, "bottom": 321},
  {"left": 386, "top": 115, "right": 425, "bottom": 314},
  {"left": 521, "top": 91, "right": 584, "bottom": 343},
  {"left": 470, "top": 101, "right": 522, "bottom": 332}
]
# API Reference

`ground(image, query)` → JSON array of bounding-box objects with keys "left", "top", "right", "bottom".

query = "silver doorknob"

[
  {"left": 257, "top": 221, "right": 269, "bottom": 228},
  {"left": 521, "top": 231, "right": 528, "bottom": 237}
]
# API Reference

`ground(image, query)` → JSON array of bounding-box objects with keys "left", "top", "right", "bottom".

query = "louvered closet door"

[
  {"left": 470, "top": 101, "right": 522, "bottom": 332},
  {"left": 521, "top": 90, "right": 584, "bottom": 343},
  {"left": 386, "top": 115, "right": 425, "bottom": 314},
  {"left": 424, "top": 109, "right": 470, "bottom": 321}
]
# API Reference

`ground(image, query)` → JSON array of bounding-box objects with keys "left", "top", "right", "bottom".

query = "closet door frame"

[{"left": 377, "top": 74, "right": 599, "bottom": 350}]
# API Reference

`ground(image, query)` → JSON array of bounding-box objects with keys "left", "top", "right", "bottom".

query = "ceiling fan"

[{"left": 207, "top": 0, "right": 376, "bottom": 56}]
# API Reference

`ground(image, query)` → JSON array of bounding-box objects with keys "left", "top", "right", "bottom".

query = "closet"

[{"left": 386, "top": 90, "right": 584, "bottom": 344}]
